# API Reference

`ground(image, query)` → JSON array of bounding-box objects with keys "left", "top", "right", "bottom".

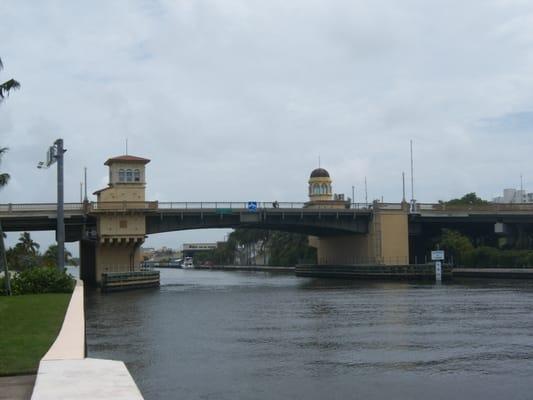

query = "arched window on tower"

[
  {"left": 313, "top": 184, "right": 321, "bottom": 195},
  {"left": 134, "top": 169, "right": 140, "bottom": 182},
  {"left": 126, "top": 169, "right": 133, "bottom": 182},
  {"left": 322, "top": 183, "right": 327, "bottom": 195},
  {"left": 119, "top": 169, "right": 125, "bottom": 182}
]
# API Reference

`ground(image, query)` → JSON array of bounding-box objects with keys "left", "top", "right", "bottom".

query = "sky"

[{"left": 1, "top": 0, "right": 533, "bottom": 254}]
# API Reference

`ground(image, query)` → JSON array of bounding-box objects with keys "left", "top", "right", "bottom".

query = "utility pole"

[
  {"left": 402, "top": 171, "right": 406, "bottom": 202},
  {"left": 56, "top": 139, "right": 65, "bottom": 272},
  {"left": 410, "top": 140, "right": 415, "bottom": 202},
  {"left": 38, "top": 139, "right": 66, "bottom": 272},
  {"left": 364, "top": 177, "right": 368, "bottom": 206},
  {"left": 83, "top": 166, "right": 88, "bottom": 202},
  {"left": 352, "top": 185, "right": 355, "bottom": 207}
]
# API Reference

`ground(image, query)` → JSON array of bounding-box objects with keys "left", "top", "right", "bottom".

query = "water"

[{"left": 85, "top": 269, "right": 533, "bottom": 399}]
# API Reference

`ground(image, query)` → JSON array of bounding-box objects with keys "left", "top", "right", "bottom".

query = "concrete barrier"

[{"left": 31, "top": 280, "right": 144, "bottom": 400}]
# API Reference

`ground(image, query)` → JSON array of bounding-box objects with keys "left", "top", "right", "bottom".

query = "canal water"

[{"left": 85, "top": 269, "right": 533, "bottom": 400}]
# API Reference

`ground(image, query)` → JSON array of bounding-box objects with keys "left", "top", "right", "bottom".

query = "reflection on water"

[{"left": 86, "top": 269, "right": 533, "bottom": 400}]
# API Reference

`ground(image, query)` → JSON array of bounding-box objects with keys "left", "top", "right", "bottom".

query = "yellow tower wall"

[
  {"left": 311, "top": 207, "right": 409, "bottom": 265},
  {"left": 95, "top": 243, "right": 142, "bottom": 282}
]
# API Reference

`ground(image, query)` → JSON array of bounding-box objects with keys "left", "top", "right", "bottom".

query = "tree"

[
  {"left": 0, "top": 58, "right": 18, "bottom": 295},
  {"left": 438, "top": 229, "right": 474, "bottom": 265},
  {"left": 42, "top": 244, "right": 73, "bottom": 269},
  {"left": 0, "top": 147, "right": 9, "bottom": 187},
  {"left": 0, "top": 58, "right": 21, "bottom": 100},
  {"left": 6, "top": 232, "right": 41, "bottom": 271},
  {"left": 446, "top": 193, "right": 488, "bottom": 206},
  {"left": 16, "top": 232, "right": 40, "bottom": 256}
]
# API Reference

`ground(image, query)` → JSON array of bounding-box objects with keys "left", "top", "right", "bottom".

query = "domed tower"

[{"left": 308, "top": 168, "right": 333, "bottom": 202}]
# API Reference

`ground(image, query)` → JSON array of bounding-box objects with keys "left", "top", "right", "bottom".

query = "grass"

[{"left": 0, "top": 293, "right": 71, "bottom": 376}]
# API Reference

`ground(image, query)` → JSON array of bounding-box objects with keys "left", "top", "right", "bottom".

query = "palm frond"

[
  {"left": 0, "top": 173, "right": 10, "bottom": 187},
  {"left": 0, "top": 79, "right": 21, "bottom": 99},
  {"left": 0, "top": 58, "right": 3, "bottom": 70}
]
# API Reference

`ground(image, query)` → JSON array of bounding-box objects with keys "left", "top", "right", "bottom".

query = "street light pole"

[
  {"left": 38, "top": 139, "right": 66, "bottom": 272},
  {"left": 55, "top": 139, "right": 65, "bottom": 272}
]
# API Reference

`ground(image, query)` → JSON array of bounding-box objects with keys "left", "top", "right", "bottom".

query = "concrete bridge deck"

[{"left": 0, "top": 201, "right": 374, "bottom": 238}]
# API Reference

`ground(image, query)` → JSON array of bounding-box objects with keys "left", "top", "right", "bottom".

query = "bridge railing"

[
  {"left": 6, "top": 201, "right": 533, "bottom": 215},
  {"left": 156, "top": 202, "right": 372, "bottom": 210},
  {"left": 0, "top": 202, "right": 84, "bottom": 212},
  {"left": 414, "top": 203, "right": 533, "bottom": 212}
]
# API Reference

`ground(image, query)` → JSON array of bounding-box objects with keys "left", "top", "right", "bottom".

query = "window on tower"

[
  {"left": 134, "top": 169, "right": 140, "bottom": 182},
  {"left": 126, "top": 169, "right": 133, "bottom": 182},
  {"left": 119, "top": 169, "right": 125, "bottom": 182}
]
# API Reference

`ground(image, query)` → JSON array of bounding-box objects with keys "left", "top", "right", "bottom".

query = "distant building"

[{"left": 492, "top": 188, "right": 531, "bottom": 203}]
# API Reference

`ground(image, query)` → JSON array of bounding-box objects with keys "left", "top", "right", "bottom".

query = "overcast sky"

[{"left": 2, "top": 0, "right": 533, "bottom": 253}]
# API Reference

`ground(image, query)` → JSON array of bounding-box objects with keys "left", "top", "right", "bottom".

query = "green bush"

[
  {"left": 9, "top": 267, "right": 74, "bottom": 295},
  {"left": 0, "top": 276, "right": 6, "bottom": 295},
  {"left": 461, "top": 247, "right": 533, "bottom": 268}
]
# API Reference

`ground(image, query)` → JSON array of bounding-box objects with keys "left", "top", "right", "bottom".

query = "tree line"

[{"left": 194, "top": 228, "right": 317, "bottom": 267}]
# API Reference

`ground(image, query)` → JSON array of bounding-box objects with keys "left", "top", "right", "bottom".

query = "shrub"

[{"left": 9, "top": 267, "right": 74, "bottom": 295}]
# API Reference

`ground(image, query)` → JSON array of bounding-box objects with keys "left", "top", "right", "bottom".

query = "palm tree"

[
  {"left": 17, "top": 232, "right": 40, "bottom": 256},
  {"left": 43, "top": 244, "right": 72, "bottom": 268},
  {"left": 0, "top": 58, "right": 20, "bottom": 100},
  {"left": 0, "top": 147, "right": 8, "bottom": 188},
  {"left": 0, "top": 57, "right": 19, "bottom": 294}
]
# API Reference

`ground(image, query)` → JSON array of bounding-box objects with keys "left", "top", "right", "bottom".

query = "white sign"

[{"left": 431, "top": 250, "right": 445, "bottom": 261}]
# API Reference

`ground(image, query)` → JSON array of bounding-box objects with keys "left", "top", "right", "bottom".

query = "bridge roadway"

[
  {"left": 2, "top": 201, "right": 533, "bottom": 242},
  {"left": 0, "top": 201, "right": 372, "bottom": 240}
]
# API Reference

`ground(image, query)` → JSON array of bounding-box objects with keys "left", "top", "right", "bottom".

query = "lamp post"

[{"left": 38, "top": 139, "right": 66, "bottom": 271}]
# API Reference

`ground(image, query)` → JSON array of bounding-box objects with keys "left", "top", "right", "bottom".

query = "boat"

[{"left": 182, "top": 256, "right": 194, "bottom": 269}]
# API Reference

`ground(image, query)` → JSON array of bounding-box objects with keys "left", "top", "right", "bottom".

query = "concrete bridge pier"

[
  {"left": 309, "top": 206, "right": 410, "bottom": 265},
  {"left": 79, "top": 239, "right": 96, "bottom": 286}
]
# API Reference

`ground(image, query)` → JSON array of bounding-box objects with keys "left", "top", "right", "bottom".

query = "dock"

[
  {"left": 295, "top": 264, "right": 453, "bottom": 280},
  {"left": 454, "top": 268, "right": 533, "bottom": 279},
  {"left": 101, "top": 270, "right": 160, "bottom": 292}
]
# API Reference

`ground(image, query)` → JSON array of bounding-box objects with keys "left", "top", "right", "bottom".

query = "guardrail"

[
  {"left": 0, "top": 201, "right": 372, "bottom": 213},
  {"left": 4, "top": 201, "right": 533, "bottom": 214}
]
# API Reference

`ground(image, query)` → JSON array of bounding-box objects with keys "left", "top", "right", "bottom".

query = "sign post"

[{"left": 431, "top": 250, "right": 444, "bottom": 283}]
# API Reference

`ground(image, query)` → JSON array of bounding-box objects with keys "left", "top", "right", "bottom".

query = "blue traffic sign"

[{"left": 247, "top": 201, "right": 258, "bottom": 211}]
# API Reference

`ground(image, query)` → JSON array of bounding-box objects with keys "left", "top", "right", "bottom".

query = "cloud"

[{"left": 2, "top": 0, "right": 533, "bottom": 251}]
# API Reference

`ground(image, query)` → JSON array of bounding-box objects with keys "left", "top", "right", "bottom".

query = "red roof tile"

[{"left": 104, "top": 155, "right": 150, "bottom": 166}]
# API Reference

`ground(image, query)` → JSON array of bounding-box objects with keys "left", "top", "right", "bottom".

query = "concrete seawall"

[{"left": 31, "top": 280, "right": 144, "bottom": 400}]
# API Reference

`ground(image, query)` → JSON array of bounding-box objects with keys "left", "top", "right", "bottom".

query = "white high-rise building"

[{"left": 493, "top": 188, "right": 529, "bottom": 203}]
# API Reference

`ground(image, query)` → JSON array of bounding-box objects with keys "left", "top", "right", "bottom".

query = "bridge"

[
  {"left": 2, "top": 153, "right": 533, "bottom": 286},
  {"left": 0, "top": 201, "right": 371, "bottom": 237}
]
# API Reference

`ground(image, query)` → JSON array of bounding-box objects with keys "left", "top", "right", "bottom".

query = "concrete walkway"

[
  {"left": 30, "top": 280, "right": 144, "bottom": 399},
  {"left": 0, "top": 375, "right": 36, "bottom": 400}
]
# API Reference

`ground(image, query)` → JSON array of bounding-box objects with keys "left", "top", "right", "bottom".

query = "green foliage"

[
  {"left": 268, "top": 231, "right": 316, "bottom": 266},
  {"left": 8, "top": 267, "right": 74, "bottom": 295},
  {"left": 436, "top": 229, "right": 533, "bottom": 267},
  {"left": 0, "top": 57, "right": 21, "bottom": 101},
  {"left": 438, "top": 229, "right": 474, "bottom": 264},
  {"left": 462, "top": 247, "right": 533, "bottom": 268},
  {"left": 199, "top": 228, "right": 317, "bottom": 267},
  {"left": 446, "top": 192, "right": 488, "bottom": 206},
  {"left": 41, "top": 244, "right": 73, "bottom": 268}
]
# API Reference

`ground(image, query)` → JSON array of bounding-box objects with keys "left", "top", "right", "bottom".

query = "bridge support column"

[
  {"left": 79, "top": 240, "right": 96, "bottom": 286},
  {"left": 94, "top": 240, "right": 143, "bottom": 285},
  {"left": 310, "top": 206, "right": 410, "bottom": 265}
]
